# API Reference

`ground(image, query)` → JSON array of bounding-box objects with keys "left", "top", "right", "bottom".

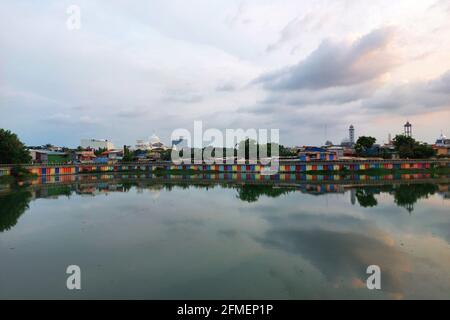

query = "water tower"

[{"left": 404, "top": 121, "right": 412, "bottom": 137}]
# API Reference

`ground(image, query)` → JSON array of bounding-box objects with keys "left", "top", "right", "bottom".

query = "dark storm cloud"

[
  {"left": 366, "top": 69, "right": 450, "bottom": 113},
  {"left": 241, "top": 82, "right": 377, "bottom": 115},
  {"left": 255, "top": 27, "right": 398, "bottom": 91}
]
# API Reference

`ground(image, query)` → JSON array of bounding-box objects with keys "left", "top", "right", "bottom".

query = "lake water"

[{"left": 1, "top": 174, "right": 449, "bottom": 299}]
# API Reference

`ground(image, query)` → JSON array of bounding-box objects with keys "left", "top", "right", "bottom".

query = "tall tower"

[
  {"left": 404, "top": 121, "right": 412, "bottom": 137},
  {"left": 349, "top": 125, "right": 355, "bottom": 145}
]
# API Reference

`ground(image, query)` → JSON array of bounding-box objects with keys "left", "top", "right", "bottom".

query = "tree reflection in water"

[
  {"left": 0, "top": 189, "right": 32, "bottom": 232},
  {"left": 354, "top": 183, "right": 439, "bottom": 213},
  {"left": 236, "top": 185, "right": 293, "bottom": 203},
  {"left": 0, "top": 180, "right": 447, "bottom": 232}
]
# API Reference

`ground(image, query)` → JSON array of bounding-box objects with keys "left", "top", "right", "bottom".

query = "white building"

[
  {"left": 436, "top": 133, "right": 450, "bottom": 147},
  {"left": 81, "top": 139, "right": 115, "bottom": 150},
  {"left": 326, "top": 146, "right": 344, "bottom": 159},
  {"left": 135, "top": 139, "right": 151, "bottom": 150},
  {"left": 135, "top": 134, "right": 167, "bottom": 151},
  {"left": 149, "top": 134, "right": 165, "bottom": 149}
]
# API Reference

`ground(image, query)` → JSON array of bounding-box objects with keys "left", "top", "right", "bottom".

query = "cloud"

[
  {"left": 216, "top": 82, "right": 237, "bottom": 92},
  {"left": 255, "top": 211, "right": 411, "bottom": 297},
  {"left": 163, "top": 90, "right": 203, "bottom": 104},
  {"left": 43, "top": 113, "right": 100, "bottom": 126},
  {"left": 115, "top": 107, "right": 150, "bottom": 118},
  {"left": 366, "top": 70, "right": 450, "bottom": 113},
  {"left": 256, "top": 27, "right": 399, "bottom": 90},
  {"left": 266, "top": 12, "right": 330, "bottom": 53},
  {"left": 43, "top": 113, "right": 72, "bottom": 124},
  {"left": 1, "top": 1, "right": 449, "bottom": 147},
  {"left": 429, "top": 0, "right": 450, "bottom": 13},
  {"left": 260, "top": 227, "right": 410, "bottom": 296}
]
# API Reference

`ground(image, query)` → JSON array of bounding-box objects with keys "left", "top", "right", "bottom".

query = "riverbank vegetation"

[{"left": 0, "top": 129, "right": 31, "bottom": 164}]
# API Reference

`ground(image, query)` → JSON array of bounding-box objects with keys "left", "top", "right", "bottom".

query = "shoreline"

[
  {"left": 1, "top": 167, "right": 450, "bottom": 190},
  {"left": 1, "top": 161, "right": 450, "bottom": 185}
]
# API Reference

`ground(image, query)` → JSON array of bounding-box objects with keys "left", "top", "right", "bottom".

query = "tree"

[
  {"left": 355, "top": 136, "right": 377, "bottom": 155},
  {"left": 0, "top": 129, "right": 31, "bottom": 164},
  {"left": 392, "top": 135, "right": 415, "bottom": 150},
  {"left": 279, "top": 144, "right": 297, "bottom": 157},
  {"left": 412, "top": 143, "right": 435, "bottom": 159},
  {"left": 392, "top": 134, "right": 435, "bottom": 159},
  {"left": 159, "top": 149, "right": 172, "bottom": 161},
  {"left": 122, "top": 146, "right": 134, "bottom": 162},
  {"left": 235, "top": 139, "right": 296, "bottom": 160},
  {"left": 94, "top": 147, "right": 107, "bottom": 156},
  {"left": 237, "top": 139, "right": 258, "bottom": 160}
]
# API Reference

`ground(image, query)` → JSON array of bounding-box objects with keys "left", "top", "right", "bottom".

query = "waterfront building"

[
  {"left": 81, "top": 139, "right": 115, "bottom": 150},
  {"left": 326, "top": 146, "right": 344, "bottom": 158},
  {"left": 135, "top": 139, "right": 151, "bottom": 151},
  {"left": 435, "top": 133, "right": 450, "bottom": 147},
  {"left": 71, "top": 150, "right": 96, "bottom": 163},
  {"left": 149, "top": 134, "right": 166, "bottom": 150},
  {"left": 29, "top": 150, "right": 70, "bottom": 164},
  {"left": 100, "top": 149, "right": 124, "bottom": 162},
  {"left": 434, "top": 133, "right": 450, "bottom": 156},
  {"left": 297, "top": 146, "right": 338, "bottom": 161},
  {"left": 136, "top": 134, "right": 168, "bottom": 152}
]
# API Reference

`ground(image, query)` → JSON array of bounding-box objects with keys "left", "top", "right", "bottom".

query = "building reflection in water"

[{"left": 1, "top": 172, "right": 449, "bottom": 233}]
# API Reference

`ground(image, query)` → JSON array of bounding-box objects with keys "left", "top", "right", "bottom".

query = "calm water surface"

[{"left": 1, "top": 175, "right": 449, "bottom": 299}]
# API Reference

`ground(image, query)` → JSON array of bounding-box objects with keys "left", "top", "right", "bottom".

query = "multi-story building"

[{"left": 80, "top": 139, "right": 115, "bottom": 150}]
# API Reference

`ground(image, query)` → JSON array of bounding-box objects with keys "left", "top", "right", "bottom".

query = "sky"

[{"left": 1, "top": 0, "right": 449, "bottom": 148}]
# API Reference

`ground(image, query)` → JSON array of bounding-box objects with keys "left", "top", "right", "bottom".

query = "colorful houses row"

[{"left": 1, "top": 160, "right": 447, "bottom": 178}]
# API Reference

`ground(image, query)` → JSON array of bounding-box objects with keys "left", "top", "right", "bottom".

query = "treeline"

[
  {"left": 160, "top": 139, "right": 296, "bottom": 161},
  {"left": 355, "top": 134, "right": 435, "bottom": 159}
]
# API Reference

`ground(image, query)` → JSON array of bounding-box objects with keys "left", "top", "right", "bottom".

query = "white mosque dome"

[
  {"left": 436, "top": 133, "right": 448, "bottom": 146},
  {"left": 149, "top": 134, "right": 161, "bottom": 145}
]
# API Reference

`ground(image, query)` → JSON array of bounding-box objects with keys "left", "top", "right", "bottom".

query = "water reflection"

[
  {"left": 258, "top": 225, "right": 410, "bottom": 299},
  {"left": 1, "top": 174, "right": 449, "bottom": 299},
  {"left": 236, "top": 185, "right": 293, "bottom": 203},
  {"left": 0, "top": 189, "right": 32, "bottom": 232},
  {"left": 1, "top": 174, "right": 449, "bottom": 233},
  {"left": 353, "top": 184, "right": 441, "bottom": 213}
]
